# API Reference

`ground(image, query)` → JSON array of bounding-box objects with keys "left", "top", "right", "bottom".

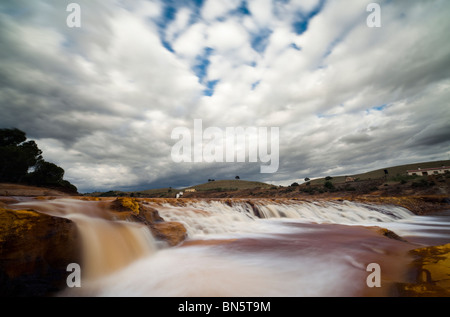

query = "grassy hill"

[
  {"left": 186, "top": 179, "right": 272, "bottom": 192},
  {"left": 87, "top": 160, "right": 449, "bottom": 198},
  {"left": 309, "top": 160, "right": 450, "bottom": 185},
  {"left": 87, "top": 179, "right": 272, "bottom": 198}
]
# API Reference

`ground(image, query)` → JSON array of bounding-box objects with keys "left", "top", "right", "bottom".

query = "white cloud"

[
  {"left": 247, "top": 0, "right": 274, "bottom": 27},
  {"left": 172, "top": 22, "right": 207, "bottom": 59},
  {"left": 166, "top": 7, "right": 193, "bottom": 43},
  {"left": 201, "top": 0, "right": 241, "bottom": 21},
  {"left": 206, "top": 20, "right": 250, "bottom": 53},
  {"left": 1, "top": 0, "right": 449, "bottom": 191}
]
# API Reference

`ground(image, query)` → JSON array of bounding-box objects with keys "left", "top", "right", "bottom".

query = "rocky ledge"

[
  {"left": 0, "top": 197, "right": 187, "bottom": 296},
  {"left": 396, "top": 244, "right": 450, "bottom": 296},
  {"left": 0, "top": 208, "right": 80, "bottom": 296},
  {"left": 109, "top": 197, "right": 187, "bottom": 246}
]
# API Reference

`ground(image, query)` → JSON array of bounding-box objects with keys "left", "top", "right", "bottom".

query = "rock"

[
  {"left": 107, "top": 198, "right": 186, "bottom": 246},
  {"left": 0, "top": 208, "right": 80, "bottom": 296},
  {"left": 152, "top": 221, "right": 187, "bottom": 246},
  {"left": 371, "top": 227, "right": 408, "bottom": 242},
  {"left": 109, "top": 197, "right": 140, "bottom": 214},
  {"left": 139, "top": 203, "right": 164, "bottom": 223},
  {"left": 396, "top": 243, "right": 450, "bottom": 296}
]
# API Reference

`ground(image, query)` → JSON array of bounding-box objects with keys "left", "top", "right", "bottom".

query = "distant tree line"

[{"left": 0, "top": 128, "right": 77, "bottom": 193}]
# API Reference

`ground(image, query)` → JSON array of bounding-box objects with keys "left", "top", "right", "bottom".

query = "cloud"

[
  {"left": 1, "top": 0, "right": 449, "bottom": 192},
  {"left": 201, "top": 0, "right": 242, "bottom": 21}
]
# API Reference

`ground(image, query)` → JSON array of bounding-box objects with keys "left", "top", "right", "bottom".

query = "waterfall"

[
  {"left": 11, "top": 197, "right": 450, "bottom": 297},
  {"left": 15, "top": 199, "right": 157, "bottom": 279},
  {"left": 150, "top": 199, "right": 415, "bottom": 238}
]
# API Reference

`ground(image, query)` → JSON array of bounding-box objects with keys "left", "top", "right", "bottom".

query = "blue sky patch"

[
  {"left": 251, "top": 80, "right": 261, "bottom": 90},
  {"left": 154, "top": 0, "right": 205, "bottom": 53},
  {"left": 204, "top": 79, "right": 219, "bottom": 96},
  {"left": 292, "top": 0, "right": 327, "bottom": 35},
  {"left": 371, "top": 104, "right": 388, "bottom": 111},
  {"left": 192, "top": 47, "right": 214, "bottom": 83},
  {"left": 251, "top": 28, "right": 273, "bottom": 53},
  {"left": 292, "top": 19, "right": 309, "bottom": 35},
  {"left": 290, "top": 43, "right": 301, "bottom": 51},
  {"left": 234, "top": 1, "right": 251, "bottom": 16}
]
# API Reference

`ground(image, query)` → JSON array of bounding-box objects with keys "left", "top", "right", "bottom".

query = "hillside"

[
  {"left": 308, "top": 160, "right": 450, "bottom": 185},
  {"left": 171, "top": 160, "right": 450, "bottom": 206},
  {"left": 0, "top": 183, "right": 73, "bottom": 197},
  {"left": 85, "top": 160, "right": 450, "bottom": 200},
  {"left": 87, "top": 179, "right": 272, "bottom": 198},
  {"left": 186, "top": 179, "right": 272, "bottom": 191}
]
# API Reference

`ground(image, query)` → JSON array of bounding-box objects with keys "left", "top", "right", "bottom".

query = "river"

[{"left": 14, "top": 198, "right": 450, "bottom": 296}]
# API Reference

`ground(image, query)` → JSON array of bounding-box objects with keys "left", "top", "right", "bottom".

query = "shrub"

[
  {"left": 411, "top": 179, "right": 434, "bottom": 188},
  {"left": 324, "top": 181, "right": 335, "bottom": 190}
]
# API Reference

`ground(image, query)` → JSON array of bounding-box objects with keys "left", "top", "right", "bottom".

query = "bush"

[
  {"left": 389, "top": 174, "right": 419, "bottom": 182},
  {"left": 411, "top": 179, "right": 435, "bottom": 188},
  {"left": 324, "top": 181, "right": 335, "bottom": 190}
]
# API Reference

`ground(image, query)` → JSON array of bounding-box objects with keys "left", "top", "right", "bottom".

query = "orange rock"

[
  {"left": 152, "top": 221, "right": 187, "bottom": 246},
  {"left": 396, "top": 244, "right": 450, "bottom": 296},
  {"left": 0, "top": 208, "right": 80, "bottom": 296}
]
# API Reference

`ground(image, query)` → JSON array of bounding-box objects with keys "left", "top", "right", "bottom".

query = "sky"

[{"left": 1, "top": 0, "right": 449, "bottom": 193}]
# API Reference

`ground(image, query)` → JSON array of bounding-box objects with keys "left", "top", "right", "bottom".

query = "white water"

[
  {"left": 15, "top": 199, "right": 157, "bottom": 279},
  {"left": 12, "top": 198, "right": 450, "bottom": 296},
  {"left": 151, "top": 199, "right": 413, "bottom": 237}
]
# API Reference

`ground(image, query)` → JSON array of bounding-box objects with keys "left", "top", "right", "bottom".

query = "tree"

[
  {"left": 235, "top": 176, "right": 240, "bottom": 180},
  {"left": 27, "top": 161, "right": 64, "bottom": 186},
  {"left": 0, "top": 128, "right": 26, "bottom": 146},
  {"left": 0, "top": 128, "right": 43, "bottom": 182},
  {"left": 290, "top": 182, "right": 299, "bottom": 187},
  {"left": 304, "top": 177, "right": 310, "bottom": 182},
  {"left": 324, "top": 180, "right": 335, "bottom": 190},
  {"left": 0, "top": 128, "right": 77, "bottom": 193}
]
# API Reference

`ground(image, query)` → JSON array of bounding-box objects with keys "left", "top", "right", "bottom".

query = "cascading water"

[
  {"left": 151, "top": 199, "right": 415, "bottom": 237},
  {"left": 12, "top": 198, "right": 450, "bottom": 296},
  {"left": 15, "top": 199, "right": 157, "bottom": 279}
]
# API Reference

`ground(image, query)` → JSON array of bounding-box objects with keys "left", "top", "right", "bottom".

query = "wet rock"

[
  {"left": 110, "top": 197, "right": 140, "bottom": 214},
  {"left": 371, "top": 227, "right": 408, "bottom": 242},
  {"left": 396, "top": 243, "right": 450, "bottom": 296},
  {"left": 0, "top": 208, "right": 80, "bottom": 296},
  {"left": 108, "top": 198, "right": 186, "bottom": 246},
  {"left": 152, "top": 222, "right": 187, "bottom": 246}
]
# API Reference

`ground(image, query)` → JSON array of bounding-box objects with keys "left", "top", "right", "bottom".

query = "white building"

[{"left": 407, "top": 166, "right": 450, "bottom": 176}]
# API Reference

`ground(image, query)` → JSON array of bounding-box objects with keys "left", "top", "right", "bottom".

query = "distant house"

[
  {"left": 407, "top": 166, "right": 450, "bottom": 176},
  {"left": 185, "top": 188, "right": 196, "bottom": 193},
  {"left": 345, "top": 176, "right": 355, "bottom": 183}
]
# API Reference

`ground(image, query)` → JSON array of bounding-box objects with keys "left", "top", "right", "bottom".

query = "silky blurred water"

[{"left": 15, "top": 198, "right": 450, "bottom": 296}]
